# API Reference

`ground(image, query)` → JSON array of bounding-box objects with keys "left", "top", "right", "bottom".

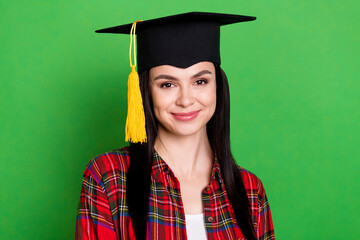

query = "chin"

[{"left": 165, "top": 124, "right": 208, "bottom": 137}]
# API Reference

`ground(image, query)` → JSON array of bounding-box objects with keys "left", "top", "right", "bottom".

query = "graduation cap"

[{"left": 95, "top": 12, "right": 256, "bottom": 143}]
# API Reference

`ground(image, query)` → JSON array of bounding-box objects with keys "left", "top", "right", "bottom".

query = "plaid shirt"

[{"left": 75, "top": 147, "right": 274, "bottom": 240}]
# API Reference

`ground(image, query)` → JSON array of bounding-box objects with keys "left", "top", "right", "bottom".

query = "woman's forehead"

[{"left": 150, "top": 61, "right": 215, "bottom": 77}]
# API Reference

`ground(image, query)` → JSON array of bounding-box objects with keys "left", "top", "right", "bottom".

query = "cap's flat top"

[{"left": 95, "top": 12, "right": 256, "bottom": 34}]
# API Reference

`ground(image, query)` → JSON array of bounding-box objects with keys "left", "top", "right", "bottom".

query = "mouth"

[{"left": 171, "top": 111, "right": 200, "bottom": 121}]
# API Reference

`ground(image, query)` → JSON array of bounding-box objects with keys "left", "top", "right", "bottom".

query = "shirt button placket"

[{"left": 202, "top": 185, "right": 215, "bottom": 234}]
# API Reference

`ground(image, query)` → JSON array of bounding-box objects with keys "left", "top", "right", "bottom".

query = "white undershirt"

[{"left": 185, "top": 213, "right": 208, "bottom": 240}]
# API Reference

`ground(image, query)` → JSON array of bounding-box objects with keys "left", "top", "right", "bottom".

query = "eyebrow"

[{"left": 153, "top": 70, "right": 212, "bottom": 81}]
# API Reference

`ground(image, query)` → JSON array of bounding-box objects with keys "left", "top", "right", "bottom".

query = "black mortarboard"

[{"left": 95, "top": 12, "right": 256, "bottom": 72}]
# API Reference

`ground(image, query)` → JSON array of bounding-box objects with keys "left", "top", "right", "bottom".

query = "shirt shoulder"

[
  {"left": 237, "top": 165, "right": 267, "bottom": 201},
  {"left": 84, "top": 146, "right": 131, "bottom": 185},
  {"left": 237, "top": 166, "right": 275, "bottom": 239}
]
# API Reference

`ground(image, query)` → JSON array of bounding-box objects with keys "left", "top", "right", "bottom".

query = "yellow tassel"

[
  {"left": 125, "top": 65, "right": 147, "bottom": 143},
  {"left": 125, "top": 20, "right": 146, "bottom": 143}
]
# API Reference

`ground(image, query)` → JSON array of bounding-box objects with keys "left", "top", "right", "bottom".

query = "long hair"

[{"left": 126, "top": 64, "right": 256, "bottom": 240}]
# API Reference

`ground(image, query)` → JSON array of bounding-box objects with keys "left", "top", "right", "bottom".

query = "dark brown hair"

[{"left": 126, "top": 64, "right": 256, "bottom": 240}]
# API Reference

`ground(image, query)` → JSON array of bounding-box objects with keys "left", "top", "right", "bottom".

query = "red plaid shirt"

[{"left": 75, "top": 147, "right": 274, "bottom": 239}]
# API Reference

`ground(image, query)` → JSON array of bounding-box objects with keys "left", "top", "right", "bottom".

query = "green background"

[{"left": 1, "top": 0, "right": 359, "bottom": 239}]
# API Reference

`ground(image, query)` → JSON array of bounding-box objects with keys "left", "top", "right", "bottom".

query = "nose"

[{"left": 175, "top": 86, "right": 195, "bottom": 108}]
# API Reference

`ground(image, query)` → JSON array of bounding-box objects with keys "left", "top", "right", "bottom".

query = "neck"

[{"left": 154, "top": 126, "right": 213, "bottom": 180}]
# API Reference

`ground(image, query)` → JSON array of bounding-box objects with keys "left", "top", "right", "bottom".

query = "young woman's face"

[{"left": 149, "top": 61, "right": 217, "bottom": 137}]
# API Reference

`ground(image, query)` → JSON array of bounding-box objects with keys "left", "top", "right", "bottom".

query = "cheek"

[
  {"left": 151, "top": 94, "right": 162, "bottom": 120},
  {"left": 208, "top": 94, "right": 217, "bottom": 114},
  {"left": 150, "top": 89, "right": 175, "bottom": 120},
  {"left": 152, "top": 93, "right": 170, "bottom": 109},
  {"left": 150, "top": 85, "right": 162, "bottom": 110},
  {"left": 200, "top": 85, "right": 217, "bottom": 110}
]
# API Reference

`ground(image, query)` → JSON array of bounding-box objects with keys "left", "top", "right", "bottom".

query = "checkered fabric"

[{"left": 75, "top": 147, "right": 274, "bottom": 239}]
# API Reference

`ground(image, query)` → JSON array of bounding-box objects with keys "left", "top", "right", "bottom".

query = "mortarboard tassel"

[{"left": 125, "top": 21, "right": 147, "bottom": 143}]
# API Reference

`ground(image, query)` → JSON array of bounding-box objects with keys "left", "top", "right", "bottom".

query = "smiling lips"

[{"left": 171, "top": 111, "right": 200, "bottom": 121}]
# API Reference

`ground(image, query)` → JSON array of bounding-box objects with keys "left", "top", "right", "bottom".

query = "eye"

[
  {"left": 194, "top": 79, "right": 208, "bottom": 85},
  {"left": 160, "top": 82, "right": 174, "bottom": 88}
]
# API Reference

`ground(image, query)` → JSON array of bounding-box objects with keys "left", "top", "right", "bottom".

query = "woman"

[{"left": 76, "top": 12, "right": 274, "bottom": 240}]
